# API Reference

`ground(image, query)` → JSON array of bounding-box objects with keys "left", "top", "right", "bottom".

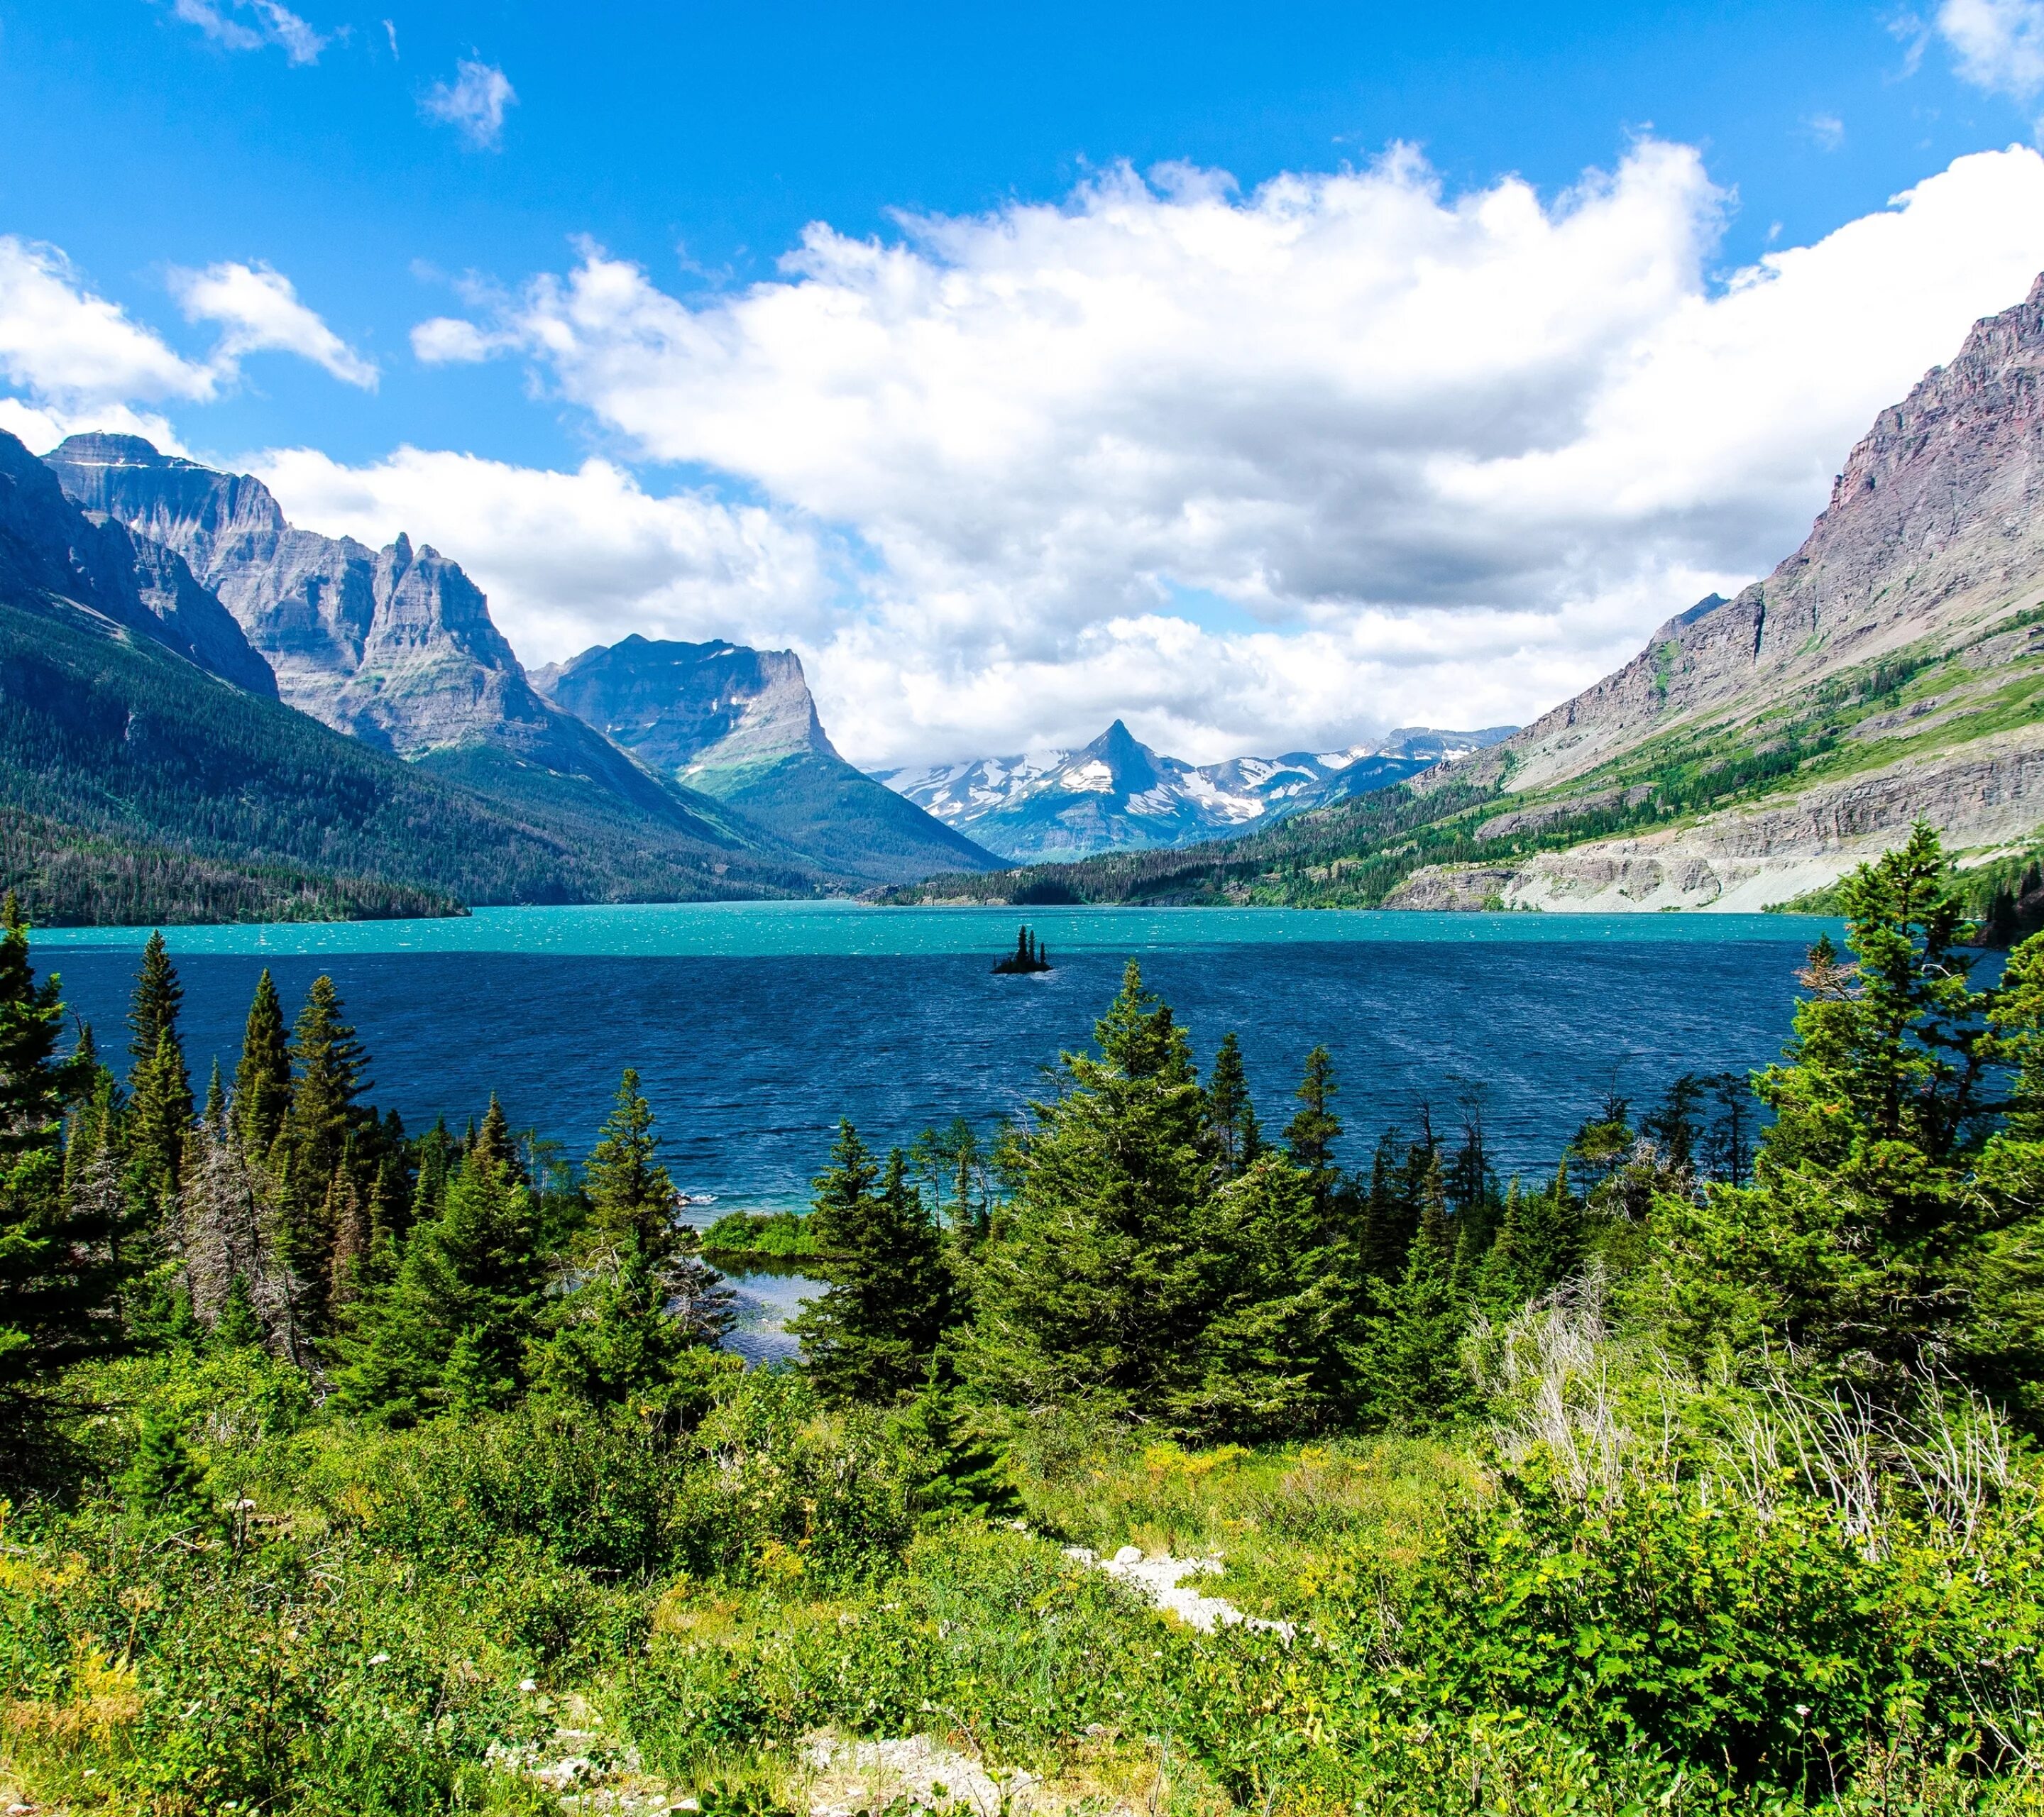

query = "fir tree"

[
  {"left": 117, "top": 1411, "right": 211, "bottom": 1526},
  {"left": 211, "top": 1275, "right": 263, "bottom": 1351},
  {"left": 128, "top": 1026, "right": 193, "bottom": 1206},
  {"left": 1359, "top": 1128, "right": 1419, "bottom": 1285},
  {"left": 0, "top": 896, "right": 121, "bottom": 1444},
  {"left": 471, "top": 1093, "right": 527, "bottom": 1185},
  {"left": 232, "top": 969, "right": 292, "bottom": 1156},
  {"left": 790, "top": 1126, "right": 952, "bottom": 1405},
  {"left": 889, "top": 1363, "right": 1021, "bottom": 1521},
  {"left": 1284, "top": 1045, "right": 1343, "bottom": 1209},
  {"left": 1371, "top": 1157, "right": 1471, "bottom": 1432},
  {"left": 529, "top": 1234, "right": 730, "bottom": 1416},
  {"left": 962, "top": 962, "right": 1214, "bottom": 1415},
  {"left": 1206, "top": 1031, "right": 1263, "bottom": 1177},
  {"left": 287, "top": 975, "right": 367, "bottom": 1189},
  {"left": 333, "top": 1149, "right": 545, "bottom": 1424},
  {"left": 126, "top": 932, "right": 183, "bottom": 1090},
  {"left": 583, "top": 1070, "right": 676, "bottom": 1259}
]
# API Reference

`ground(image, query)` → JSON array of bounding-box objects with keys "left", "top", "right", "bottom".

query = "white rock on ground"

[
  {"left": 803, "top": 1733, "right": 1040, "bottom": 1817},
  {"left": 1062, "top": 1545, "right": 1294, "bottom": 1639}
]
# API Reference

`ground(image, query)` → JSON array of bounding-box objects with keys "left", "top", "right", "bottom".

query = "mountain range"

[
  {"left": 877, "top": 720, "right": 1515, "bottom": 862},
  {"left": 882, "top": 271, "right": 2044, "bottom": 913}
]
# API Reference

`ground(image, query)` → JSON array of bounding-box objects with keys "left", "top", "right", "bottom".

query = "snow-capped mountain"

[{"left": 875, "top": 720, "right": 1517, "bottom": 862}]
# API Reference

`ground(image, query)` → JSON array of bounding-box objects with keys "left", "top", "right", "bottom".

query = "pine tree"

[
  {"left": 1371, "top": 1158, "right": 1471, "bottom": 1432},
  {"left": 1358, "top": 1128, "right": 1419, "bottom": 1285},
  {"left": 411, "top": 1117, "right": 456, "bottom": 1230},
  {"left": 211, "top": 1275, "right": 263, "bottom": 1351},
  {"left": 286, "top": 975, "right": 367, "bottom": 1189},
  {"left": 118, "top": 1411, "right": 211, "bottom": 1526},
  {"left": 126, "top": 932, "right": 183, "bottom": 1091},
  {"left": 790, "top": 1126, "right": 953, "bottom": 1405},
  {"left": 1206, "top": 1031, "right": 1263, "bottom": 1178},
  {"left": 471, "top": 1093, "right": 527, "bottom": 1185},
  {"left": 232, "top": 969, "right": 292, "bottom": 1156},
  {"left": 128, "top": 1026, "right": 193, "bottom": 1206},
  {"left": 333, "top": 1148, "right": 545, "bottom": 1424},
  {"left": 890, "top": 1363, "right": 1021, "bottom": 1521},
  {"left": 583, "top": 1070, "right": 676, "bottom": 1259},
  {"left": 530, "top": 1234, "right": 730, "bottom": 1415},
  {"left": 1284, "top": 1046, "right": 1342, "bottom": 1209},
  {"left": 962, "top": 962, "right": 1214, "bottom": 1414},
  {"left": 0, "top": 896, "right": 121, "bottom": 1444}
]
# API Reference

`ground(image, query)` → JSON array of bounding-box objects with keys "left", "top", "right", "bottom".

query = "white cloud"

[
  {"left": 250, "top": 445, "right": 835, "bottom": 663},
  {"left": 422, "top": 59, "right": 517, "bottom": 149},
  {"left": 1803, "top": 112, "right": 1846, "bottom": 150},
  {"left": 170, "top": 260, "right": 379, "bottom": 389},
  {"left": 1938, "top": 0, "right": 2044, "bottom": 99},
  {"left": 394, "top": 143, "right": 2044, "bottom": 764},
  {"left": 170, "top": 0, "right": 331, "bottom": 65},
  {"left": 0, "top": 237, "right": 218, "bottom": 410}
]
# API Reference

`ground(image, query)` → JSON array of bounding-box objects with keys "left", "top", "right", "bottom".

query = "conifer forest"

[{"left": 10, "top": 823, "right": 2044, "bottom": 1814}]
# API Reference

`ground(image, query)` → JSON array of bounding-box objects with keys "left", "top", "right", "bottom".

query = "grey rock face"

[
  {"left": 532, "top": 633, "right": 1003, "bottom": 882},
  {"left": 881, "top": 721, "right": 1516, "bottom": 862},
  {"left": 532, "top": 634, "right": 835, "bottom": 775},
  {"left": 42, "top": 434, "right": 613, "bottom": 776},
  {"left": 0, "top": 429, "right": 275, "bottom": 696}
]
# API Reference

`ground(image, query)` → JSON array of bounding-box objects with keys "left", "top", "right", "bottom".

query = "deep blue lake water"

[{"left": 33, "top": 901, "right": 1841, "bottom": 1361}]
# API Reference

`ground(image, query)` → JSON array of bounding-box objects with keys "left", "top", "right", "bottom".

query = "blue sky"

[{"left": 4, "top": 1, "right": 2044, "bottom": 762}]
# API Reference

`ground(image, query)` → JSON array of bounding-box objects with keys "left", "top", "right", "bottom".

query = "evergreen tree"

[
  {"left": 117, "top": 1411, "right": 211, "bottom": 1526},
  {"left": 232, "top": 969, "right": 292, "bottom": 1156},
  {"left": 126, "top": 931, "right": 183, "bottom": 1090},
  {"left": 1371, "top": 1157, "right": 1471, "bottom": 1432},
  {"left": 127, "top": 1026, "right": 193, "bottom": 1206},
  {"left": 1206, "top": 1031, "right": 1263, "bottom": 1177},
  {"left": 1284, "top": 1046, "right": 1343, "bottom": 1209},
  {"left": 1649, "top": 824, "right": 1993, "bottom": 1381},
  {"left": 529, "top": 1234, "right": 730, "bottom": 1416},
  {"left": 962, "top": 962, "right": 1214, "bottom": 1414},
  {"left": 471, "top": 1093, "right": 527, "bottom": 1185},
  {"left": 333, "top": 1149, "right": 545, "bottom": 1424},
  {"left": 791, "top": 1126, "right": 952, "bottom": 1405},
  {"left": 1359, "top": 1128, "right": 1420, "bottom": 1285},
  {"left": 411, "top": 1117, "right": 456, "bottom": 1230},
  {"left": 0, "top": 896, "right": 121, "bottom": 1444},
  {"left": 286, "top": 975, "right": 367, "bottom": 1189},
  {"left": 889, "top": 1363, "right": 1021, "bottom": 1521},
  {"left": 583, "top": 1070, "right": 676, "bottom": 1258},
  {"left": 211, "top": 1275, "right": 263, "bottom": 1351}
]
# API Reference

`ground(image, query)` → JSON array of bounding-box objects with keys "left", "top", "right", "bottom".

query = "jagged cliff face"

[
  {"left": 1393, "top": 273, "right": 2044, "bottom": 909},
  {"left": 532, "top": 635, "right": 836, "bottom": 776},
  {"left": 42, "top": 434, "right": 593, "bottom": 768},
  {"left": 0, "top": 430, "right": 275, "bottom": 696}
]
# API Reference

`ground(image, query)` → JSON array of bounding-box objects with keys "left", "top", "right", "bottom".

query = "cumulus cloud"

[
  {"left": 1938, "top": 0, "right": 2044, "bottom": 100},
  {"left": 0, "top": 237, "right": 219, "bottom": 411},
  {"left": 391, "top": 143, "right": 2044, "bottom": 764},
  {"left": 170, "top": 260, "right": 378, "bottom": 388},
  {"left": 422, "top": 59, "right": 517, "bottom": 149},
  {"left": 250, "top": 445, "right": 835, "bottom": 662},
  {"left": 170, "top": 0, "right": 331, "bottom": 65}
]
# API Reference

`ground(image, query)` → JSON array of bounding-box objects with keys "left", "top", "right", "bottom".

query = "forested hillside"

[
  {"left": 9, "top": 825, "right": 2044, "bottom": 1812},
  {"left": 0, "top": 591, "right": 825, "bottom": 921}
]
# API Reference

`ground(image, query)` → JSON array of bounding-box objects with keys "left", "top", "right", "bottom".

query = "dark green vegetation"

[
  {"left": 884, "top": 607, "right": 2044, "bottom": 909},
  {"left": 699, "top": 1207, "right": 842, "bottom": 1261},
  {"left": 0, "top": 592, "right": 823, "bottom": 923},
  {"left": 990, "top": 926, "right": 1052, "bottom": 972},
  {"left": 11, "top": 823, "right": 2044, "bottom": 1813}
]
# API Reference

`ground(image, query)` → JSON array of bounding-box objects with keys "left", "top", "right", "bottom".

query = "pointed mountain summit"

[
  {"left": 40, "top": 432, "right": 748, "bottom": 842},
  {"left": 881, "top": 720, "right": 1514, "bottom": 862},
  {"left": 532, "top": 634, "right": 1003, "bottom": 883}
]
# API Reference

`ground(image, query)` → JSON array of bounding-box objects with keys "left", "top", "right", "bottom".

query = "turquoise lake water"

[{"left": 35, "top": 902, "right": 1842, "bottom": 1363}]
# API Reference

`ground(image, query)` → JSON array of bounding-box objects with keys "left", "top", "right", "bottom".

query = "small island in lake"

[{"left": 992, "top": 925, "right": 1053, "bottom": 973}]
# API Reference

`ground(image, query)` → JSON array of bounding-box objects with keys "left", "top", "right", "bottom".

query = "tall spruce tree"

[
  {"left": 126, "top": 933, "right": 183, "bottom": 1090},
  {"left": 1370, "top": 1152, "right": 1471, "bottom": 1431},
  {"left": 583, "top": 1070, "right": 675, "bottom": 1258},
  {"left": 0, "top": 896, "right": 121, "bottom": 1446},
  {"left": 962, "top": 962, "right": 1214, "bottom": 1414},
  {"left": 287, "top": 975, "right": 367, "bottom": 1189},
  {"left": 1284, "top": 1046, "right": 1343, "bottom": 1211},
  {"left": 334, "top": 1146, "right": 545, "bottom": 1424},
  {"left": 789, "top": 1125, "right": 952, "bottom": 1405},
  {"left": 127, "top": 1027, "right": 193, "bottom": 1207},
  {"left": 1206, "top": 1031, "right": 1263, "bottom": 1178},
  {"left": 232, "top": 969, "right": 292, "bottom": 1157}
]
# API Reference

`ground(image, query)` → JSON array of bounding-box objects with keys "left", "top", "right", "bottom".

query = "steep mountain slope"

[
  {"left": 1, "top": 432, "right": 274, "bottom": 696},
  {"left": 880, "top": 723, "right": 1513, "bottom": 860},
  {"left": 41, "top": 434, "right": 710, "bottom": 833},
  {"left": 532, "top": 635, "right": 1002, "bottom": 883},
  {"left": 884, "top": 273, "right": 2044, "bottom": 912},
  {"left": 0, "top": 449, "right": 830, "bottom": 920}
]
